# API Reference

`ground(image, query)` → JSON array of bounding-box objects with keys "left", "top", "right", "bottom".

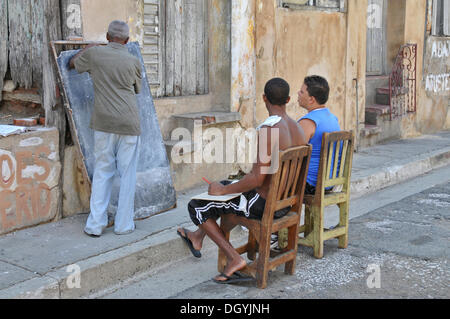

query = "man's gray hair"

[{"left": 108, "top": 20, "right": 130, "bottom": 40}]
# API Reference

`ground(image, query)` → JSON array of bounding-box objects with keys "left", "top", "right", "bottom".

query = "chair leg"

[
  {"left": 304, "top": 205, "right": 312, "bottom": 237},
  {"left": 256, "top": 228, "right": 271, "bottom": 289},
  {"left": 338, "top": 201, "right": 349, "bottom": 249},
  {"left": 312, "top": 206, "right": 324, "bottom": 259},
  {"left": 247, "top": 231, "right": 257, "bottom": 261},
  {"left": 284, "top": 223, "right": 299, "bottom": 275}
]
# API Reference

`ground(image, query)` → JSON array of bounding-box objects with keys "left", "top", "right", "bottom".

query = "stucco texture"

[
  {"left": 254, "top": 1, "right": 364, "bottom": 131},
  {"left": 80, "top": 0, "right": 143, "bottom": 43}
]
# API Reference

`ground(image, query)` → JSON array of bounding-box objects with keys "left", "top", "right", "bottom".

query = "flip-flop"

[
  {"left": 213, "top": 271, "right": 253, "bottom": 284},
  {"left": 177, "top": 228, "right": 202, "bottom": 258}
]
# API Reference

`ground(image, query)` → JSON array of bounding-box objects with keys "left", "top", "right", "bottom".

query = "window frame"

[
  {"left": 432, "top": 0, "right": 450, "bottom": 36},
  {"left": 279, "top": 0, "right": 347, "bottom": 13}
]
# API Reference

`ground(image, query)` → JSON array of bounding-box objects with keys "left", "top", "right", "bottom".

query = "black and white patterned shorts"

[{"left": 188, "top": 180, "right": 290, "bottom": 226}]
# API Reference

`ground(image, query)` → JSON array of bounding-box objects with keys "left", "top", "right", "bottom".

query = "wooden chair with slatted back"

[
  {"left": 217, "top": 145, "right": 312, "bottom": 289},
  {"left": 297, "top": 131, "right": 354, "bottom": 259}
]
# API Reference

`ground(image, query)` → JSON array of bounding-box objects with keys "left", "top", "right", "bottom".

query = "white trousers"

[{"left": 84, "top": 131, "right": 140, "bottom": 235}]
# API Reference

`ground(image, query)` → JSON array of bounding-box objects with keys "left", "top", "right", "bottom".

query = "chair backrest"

[
  {"left": 314, "top": 131, "right": 355, "bottom": 201},
  {"left": 261, "top": 145, "right": 312, "bottom": 225}
]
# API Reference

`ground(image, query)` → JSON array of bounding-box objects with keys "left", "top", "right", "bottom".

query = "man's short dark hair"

[
  {"left": 264, "top": 78, "right": 290, "bottom": 106},
  {"left": 304, "top": 75, "right": 329, "bottom": 105}
]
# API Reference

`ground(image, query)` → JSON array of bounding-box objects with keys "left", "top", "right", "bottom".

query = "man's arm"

[
  {"left": 133, "top": 60, "right": 142, "bottom": 94},
  {"left": 69, "top": 43, "right": 99, "bottom": 70},
  {"left": 208, "top": 127, "right": 274, "bottom": 195},
  {"left": 298, "top": 118, "right": 316, "bottom": 142}
]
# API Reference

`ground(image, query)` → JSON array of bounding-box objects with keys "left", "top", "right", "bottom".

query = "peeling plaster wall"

[
  {"left": 231, "top": 0, "right": 256, "bottom": 129},
  {"left": 254, "top": 0, "right": 367, "bottom": 133},
  {"left": 419, "top": 36, "right": 450, "bottom": 133},
  {"left": 0, "top": 129, "right": 61, "bottom": 235},
  {"left": 399, "top": 0, "right": 449, "bottom": 136},
  {"left": 386, "top": 0, "right": 406, "bottom": 73},
  {"left": 78, "top": 0, "right": 231, "bottom": 141},
  {"left": 80, "top": 0, "right": 144, "bottom": 45}
]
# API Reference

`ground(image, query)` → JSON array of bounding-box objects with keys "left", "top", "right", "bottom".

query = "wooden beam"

[
  {"left": 60, "top": 0, "right": 83, "bottom": 39},
  {"left": 1, "top": 90, "right": 41, "bottom": 104},
  {"left": 42, "top": 0, "right": 62, "bottom": 117},
  {"left": 0, "top": 0, "right": 8, "bottom": 101},
  {"left": 8, "top": 0, "right": 33, "bottom": 89}
]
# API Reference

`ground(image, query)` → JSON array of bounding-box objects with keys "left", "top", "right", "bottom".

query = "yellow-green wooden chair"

[{"left": 298, "top": 131, "right": 355, "bottom": 259}]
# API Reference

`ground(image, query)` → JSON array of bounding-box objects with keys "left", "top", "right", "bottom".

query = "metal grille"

[{"left": 389, "top": 44, "right": 417, "bottom": 120}]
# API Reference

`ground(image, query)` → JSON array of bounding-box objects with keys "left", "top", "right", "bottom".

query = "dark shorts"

[
  {"left": 305, "top": 182, "right": 334, "bottom": 195},
  {"left": 188, "top": 180, "right": 290, "bottom": 226}
]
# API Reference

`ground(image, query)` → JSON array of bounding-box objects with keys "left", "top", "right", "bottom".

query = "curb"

[
  {"left": 350, "top": 148, "right": 450, "bottom": 199},
  {"left": 0, "top": 225, "right": 247, "bottom": 299}
]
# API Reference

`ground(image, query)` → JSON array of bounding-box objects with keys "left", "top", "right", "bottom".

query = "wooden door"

[
  {"left": 366, "top": 0, "right": 387, "bottom": 75},
  {"left": 143, "top": 0, "right": 208, "bottom": 98}
]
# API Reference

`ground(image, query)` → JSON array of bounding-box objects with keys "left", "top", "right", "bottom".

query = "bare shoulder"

[{"left": 287, "top": 116, "right": 308, "bottom": 145}]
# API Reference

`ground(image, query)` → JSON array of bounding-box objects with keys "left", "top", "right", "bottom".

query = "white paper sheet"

[
  {"left": 0, "top": 125, "right": 27, "bottom": 137},
  {"left": 191, "top": 192, "right": 242, "bottom": 202}
]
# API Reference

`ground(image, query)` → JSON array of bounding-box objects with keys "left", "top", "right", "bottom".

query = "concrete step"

[
  {"left": 375, "top": 87, "right": 390, "bottom": 105},
  {"left": 172, "top": 111, "right": 241, "bottom": 134},
  {"left": 164, "top": 139, "right": 199, "bottom": 158},
  {"left": 365, "top": 75, "right": 389, "bottom": 106},
  {"left": 165, "top": 111, "right": 244, "bottom": 191},
  {"left": 365, "top": 104, "right": 391, "bottom": 125},
  {"left": 360, "top": 124, "right": 382, "bottom": 138}
]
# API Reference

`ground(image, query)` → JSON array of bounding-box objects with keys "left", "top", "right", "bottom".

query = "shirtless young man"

[{"left": 177, "top": 78, "right": 307, "bottom": 283}]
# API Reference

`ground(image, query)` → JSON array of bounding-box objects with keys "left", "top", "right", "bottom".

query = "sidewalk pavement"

[{"left": 1, "top": 130, "right": 449, "bottom": 299}]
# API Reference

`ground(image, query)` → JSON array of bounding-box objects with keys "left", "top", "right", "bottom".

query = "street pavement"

[
  {"left": 0, "top": 130, "right": 449, "bottom": 299},
  {"left": 101, "top": 168, "right": 450, "bottom": 299}
]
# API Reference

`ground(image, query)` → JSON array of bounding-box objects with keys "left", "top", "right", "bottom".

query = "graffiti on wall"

[
  {"left": 0, "top": 136, "right": 57, "bottom": 233},
  {"left": 425, "top": 38, "right": 450, "bottom": 94}
]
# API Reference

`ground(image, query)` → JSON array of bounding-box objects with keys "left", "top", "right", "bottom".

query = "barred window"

[{"left": 280, "top": 0, "right": 346, "bottom": 12}]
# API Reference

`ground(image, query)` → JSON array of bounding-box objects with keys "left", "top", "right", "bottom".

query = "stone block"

[{"left": 0, "top": 128, "right": 61, "bottom": 235}]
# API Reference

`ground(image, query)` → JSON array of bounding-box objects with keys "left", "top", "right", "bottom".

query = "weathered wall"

[
  {"left": 79, "top": 0, "right": 231, "bottom": 141},
  {"left": 62, "top": 145, "right": 89, "bottom": 217},
  {"left": 254, "top": 0, "right": 367, "bottom": 134},
  {"left": 0, "top": 128, "right": 61, "bottom": 235},
  {"left": 386, "top": 0, "right": 406, "bottom": 73},
  {"left": 398, "top": 0, "right": 450, "bottom": 136},
  {"left": 231, "top": 0, "right": 256, "bottom": 129},
  {"left": 345, "top": 0, "right": 368, "bottom": 138},
  {"left": 420, "top": 36, "right": 450, "bottom": 132},
  {"left": 155, "top": 0, "right": 231, "bottom": 140},
  {"left": 80, "top": 0, "right": 143, "bottom": 44}
]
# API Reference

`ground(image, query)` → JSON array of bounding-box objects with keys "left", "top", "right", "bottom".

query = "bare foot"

[{"left": 214, "top": 257, "right": 247, "bottom": 282}]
